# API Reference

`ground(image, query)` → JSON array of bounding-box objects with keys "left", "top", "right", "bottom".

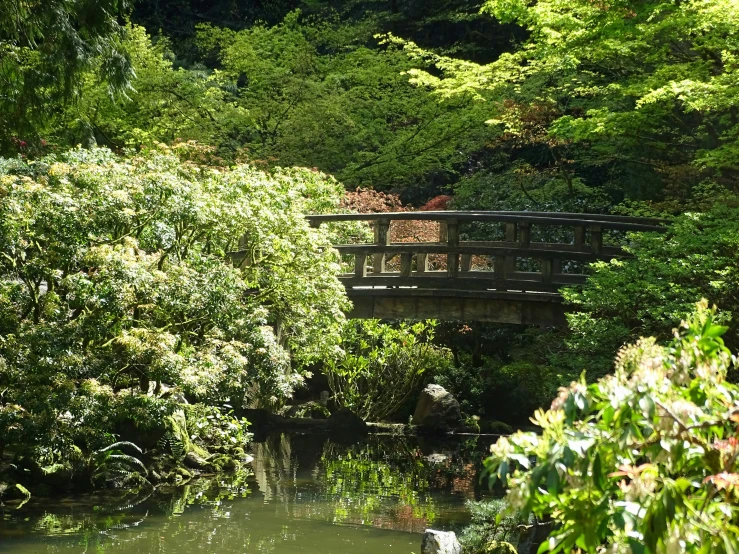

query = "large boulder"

[
  {"left": 324, "top": 407, "right": 367, "bottom": 437},
  {"left": 421, "top": 529, "right": 462, "bottom": 554},
  {"left": 412, "top": 384, "right": 462, "bottom": 429}
]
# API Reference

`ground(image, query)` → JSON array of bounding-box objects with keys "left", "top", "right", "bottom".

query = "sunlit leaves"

[{"left": 484, "top": 303, "right": 739, "bottom": 553}]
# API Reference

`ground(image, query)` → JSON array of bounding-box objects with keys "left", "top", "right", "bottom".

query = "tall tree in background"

[
  {"left": 395, "top": 0, "right": 739, "bottom": 211},
  {"left": 0, "top": 0, "right": 133, "bottom": 152}
]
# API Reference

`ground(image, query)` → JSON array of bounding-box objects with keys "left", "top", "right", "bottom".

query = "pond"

[{"left": 1, "top": 434, "right": 496, "bottom": 553}]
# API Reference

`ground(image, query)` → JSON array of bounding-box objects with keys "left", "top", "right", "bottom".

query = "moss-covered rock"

[
  {"left": 482, "top": 541, "right": 517, "bottom": 554},
  {"left": 479, "top": 420, "right": 513, "bottom": 435},
  {"left": 283, "top": 401, "right": 331, "bottom": 419},
  {"left": 166, "top": 409, "right": 210, "bottom": 459}
]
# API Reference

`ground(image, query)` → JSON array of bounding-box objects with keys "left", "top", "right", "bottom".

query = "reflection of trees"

[
  {"left": 1, "top": 435, "right": 485, "bottom": 552},
  {"left": 316, "top": 438, "right": 438, "bottom": 533},
  {"left": 0, "top": 472, "right": 252, "bottom": 552},
  {"left": 311, "top": 435, "right": 486, "bottom": 533},
  {"left": 250, "top": 434, "right": 295, "bottom": 505}
]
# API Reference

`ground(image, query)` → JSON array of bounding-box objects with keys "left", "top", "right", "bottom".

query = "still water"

[{"left": 1, "top": 434, "right": 493, "bottom": 553}]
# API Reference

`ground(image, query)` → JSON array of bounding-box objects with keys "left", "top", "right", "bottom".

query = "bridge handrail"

[{"left": 305, "top": 211, "right": 667, "bottom": 232}]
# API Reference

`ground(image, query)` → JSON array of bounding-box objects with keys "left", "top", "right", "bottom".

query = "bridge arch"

[{"left": 307, "top": 211, "right": 666, "bottom": 326}]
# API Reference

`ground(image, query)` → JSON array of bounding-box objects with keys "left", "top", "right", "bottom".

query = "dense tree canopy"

[
  {"left": 396, "top": 0, "right": 739, "bottom": 209},
  {"left": 0, "top": 0, "right": 133, "bottom": 151}
]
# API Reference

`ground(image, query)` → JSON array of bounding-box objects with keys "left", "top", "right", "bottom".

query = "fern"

[
  {"left": 88, "top": 441, "right": 150, "bottom": 489},
  {"left": 95, "top": 441, "right": 143, "bottom": 455},
  {"left": 158, "top": 431, "right": 185, "bottom": 460}
]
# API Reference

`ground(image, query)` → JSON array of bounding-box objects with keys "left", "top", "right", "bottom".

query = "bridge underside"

[{"left": 346, "top": 289, "right": 568, "bottom": 326}]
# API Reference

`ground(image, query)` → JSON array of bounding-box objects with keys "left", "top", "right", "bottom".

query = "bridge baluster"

[
  {"left": 541, "top": 258, "right": 553, "bottom": 283},
  {"left": 355, "top": 253, "right": 368, "bottom": 278},
  {"left": 504, "top": 222, "right": 517, "bottom": 276},
  {"left": 460, "top": 254, "right": 472, "bottom": 272},
  {"left": 518, "top": 221, "right": 531, "bottom": 248},
  {"left": 446, "top": 219, "right": 459, "bottom": 278},
  {"left": 373, "top": 217, "right": 390, "bottom": 274},
  {"left": 552, "top": 258, "right": 562, "bottom": 275},
  {"left": 494, "top": 256, "right": 507, "bottom": 291},
  {"left": 574, "top": 225, "right": 585, "bottom": 248},
  {"left": 416, "top": 253, "right": 428, "bottom": 273},
  {"left": 438, "top": 221, "right": 448, "bottom": 243},
  {"left": 400, "top": 253, "right": 413, "bottom": 277},
  {"left": 590, "top": 225, "right": 603, "bottom": 254}
]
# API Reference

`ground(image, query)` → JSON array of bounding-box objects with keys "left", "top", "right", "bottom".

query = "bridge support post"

[
  {"left": 460, "top": 254, "right": 472, "bottom": 272},
  {"left": 400, "top": 253, "right": 413, "bottom": 277},
  {"left": 494, "top": 256, "right": 507, "bottom": 290},
  {"left": 574, "top": 226, "right": 585, "bottom": 247},
  {"left": 590, "top": 225, "right": 603, "bottom": 254},
  {"left": 541, "top": 258, "right": 553, "bottom": 283}
]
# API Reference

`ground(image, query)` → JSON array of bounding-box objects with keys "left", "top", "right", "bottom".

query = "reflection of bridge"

[{"left": 307, "top": 211, "right": 667, "bottom": 326}]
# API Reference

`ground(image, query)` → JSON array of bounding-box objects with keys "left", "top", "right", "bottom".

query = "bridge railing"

[{"left": 306, "top": 211, "right": 667, "bottom": 295}]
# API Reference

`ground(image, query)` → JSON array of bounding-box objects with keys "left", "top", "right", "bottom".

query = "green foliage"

[
  {"left": 0, "top": 146, "right": 347, "bottom": 482},
  {"left": 453, "top": 159, "right": 611, "bottom": 214},
  {"left": 86, "top": 442, "right": 149, "bottom": 489},
  {"left": 50, "top": 25, "right": 251, "bottom": 155},
  {"left": 185, "top": 405, "right": 252, "bottom": 450},
  {"left": 319, "top": 437, "right": 440, "bottom": 525},
  {"left": 33, "top": 10, "right": 493, "bottom": 193},
  {"left": 459, "top": 499, "right": 526, "bottom": 553},
  {"left": 203, "top": 11, "right": 492, "bottom": 191},
  {"left": 326, "top": 319, "right": 453, "bottom": 421},
  {"left": 564, "top": 205, "right": 739, "bottom": 377},
  {"left": 0, "top": 0, "right": 133, "bottom": 152},
  {"left": 434, "top": 358, "right": 560, "bottom": 424},
  {"left": 432, "top": 326, "right": 563, "bottom": 424},
  {"left": 396, "top": 0, "right": 739, "bottom": 209},
  {"left": 485, "top": 302, "right": 739, "bottom": 553}
]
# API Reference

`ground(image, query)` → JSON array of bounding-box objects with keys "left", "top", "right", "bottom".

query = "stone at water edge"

[
  {"left": 319, "top": 390, "right": 330, "bottom": 406},
  {"left": 412, "top": 384, "right": 462, "bottom": 428},
  {"left": 324, "top": 407, "right": 367, "bottom": 436},
  {"left": 421, "top": 529, "right": 462, "bottom": 554}
]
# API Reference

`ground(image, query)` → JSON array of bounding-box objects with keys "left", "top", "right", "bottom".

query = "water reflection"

[{"left": 1, "top": 434, "right": 491, "bottom": 553}]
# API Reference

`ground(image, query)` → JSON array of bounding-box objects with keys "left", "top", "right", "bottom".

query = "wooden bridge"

[{"left": 306, "top": 211, "right": 667, "bottom": 326}]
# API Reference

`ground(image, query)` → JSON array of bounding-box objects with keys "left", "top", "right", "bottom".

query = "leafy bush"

[
  {"left": 185, "top": 405, "right": 252, "bottom": 450},
  {"left": 0, "top": 146, "right": 347, "bottom": 479},
  {"left": 433, "top": 356, "right": 561, "bottom": 425},
  {"left": 459, "top": 499, "right": 527, "bottom": 553},
  {"left": 85, "top": 442, "right": 149, "bottom": 489},
  {"left": 565, "top": 205, "right": 739, "bottom": 377},
  {"left": 485, "top": 301, "right": 739, "bottom": 553},
  {"left": 325, "top": 319, "right": 453, "bottom": 421}
]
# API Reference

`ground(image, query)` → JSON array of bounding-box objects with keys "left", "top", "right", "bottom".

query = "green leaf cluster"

[
  {"left": 0, "top": 0, "right": 134, "bottom": 151},
  {"left": 398, "top": 0, "right": 739, "bottom": 208},
  {"left": 326, "top": 319, "right": 453, "bottom": 421},
  {"left": 485, "top": 301, "right": 739, "bottom": 553},
  {"left": 564, "top": 204, "right": 739, "bottom": 376}
]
